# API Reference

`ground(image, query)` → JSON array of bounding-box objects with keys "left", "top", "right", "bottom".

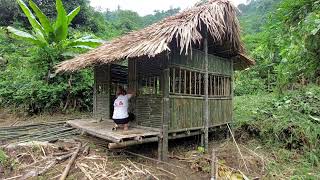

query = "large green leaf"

[
  {"left": 29, "top": 0, "right": 53, "bottom": 34},
  {"left": 7, "top": 26, "right": 46, "bottom": 47},
  {"left": 54, "top": 0, "right": 68, "bottom": 41},
  {"left": 67, "top": 6, "right": 81, "bottom": 25},
  {"left": 16, "top": 0, "right": 44, "bottom": 33},
  {"left": 33, "top": 28, "right": 48, "bottom": 46},
  {"left": 68, "top": 37, "right": 104, "bottom": 48},
  {"left": 70, "top": 45, "right": 94, "bottom": 49}
]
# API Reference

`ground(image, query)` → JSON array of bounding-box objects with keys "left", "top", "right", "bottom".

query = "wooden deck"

[{"left": 67, "top": 119, "right": 160, "bottom": 143}]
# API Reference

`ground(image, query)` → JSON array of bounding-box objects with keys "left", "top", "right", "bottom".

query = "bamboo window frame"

[{"left": 169, "top": 67, "right": 231, "bottom": 97}]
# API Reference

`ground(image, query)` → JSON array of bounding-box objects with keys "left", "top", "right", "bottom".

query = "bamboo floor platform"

[{"left": 67, "top": 119, "right": 160, "bottom": 143}]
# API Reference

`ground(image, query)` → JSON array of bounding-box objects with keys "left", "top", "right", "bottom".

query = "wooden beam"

[
  {"left": 128, "top": 60, "right": 137, "bottom": 114},
  {"left": 172, "top": 68, "right": 176, "bottom": 94},
  {"left": 109, "top": 137, "right": 158, "bottom": 149},
  {"left": 93, "top": 66, "right": 97, "bottom": 117},
  {"left": 189, "top": 71, "right": 192, "bottom": 95},
  {"left": 184, "top": 70, "right": 187, "bottom": 94},
  {"left": 179, "top": 68, "right": 181, "bottom": 94},
  {"left": 194, "top": 72, "right": 197, "bottom": 95},
  {"left": 203, "top": 29, "right": 209, "bottom": 153}
]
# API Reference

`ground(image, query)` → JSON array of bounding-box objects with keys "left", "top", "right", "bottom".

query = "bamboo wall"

[
  {"left": 134, "top": 54, "right": 167, "bottom": 128},
  {"left": 171, "top": 49, "right": 232, "bottom": 75},
  {"left": 93, "top": 65, "right": 111, "bottom": 120},
  {"left": 168, "top": 49, "right": 233, "bottom": 131},
  {"left": 94, "top": 64, "right": 128, "bottom": 120},
  {"left": 169, "top": 97, "right": 232, "bottom": 130},
  {"left": 136, "top": 96, "right": 163, "bottom": 128}
]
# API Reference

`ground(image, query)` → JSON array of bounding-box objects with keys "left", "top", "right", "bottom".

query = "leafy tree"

[
  {"left": 142, "top": 8, "right": 180, "bottom": 27},
  {"left": 7, "top": 0, "right": 102, "bottom": 49},
  {"left": 236, "top": 0, "right": 320, "bottom": 95},
  {"left": 7, "top": 0, "right": 103, "bottom": 80}
]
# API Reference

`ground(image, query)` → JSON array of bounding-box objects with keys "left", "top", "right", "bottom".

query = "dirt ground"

[{"left": 0, "top": 111, "right": 267, "bottom": 180}]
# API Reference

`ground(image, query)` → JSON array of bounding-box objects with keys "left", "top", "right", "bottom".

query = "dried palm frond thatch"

[{"left": 56, "top": 0, "right": 254, "bottom": 73}]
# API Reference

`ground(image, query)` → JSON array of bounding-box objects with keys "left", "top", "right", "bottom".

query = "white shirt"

[{"left": 112, "top": 94, "right": 132, "bottom": 119}]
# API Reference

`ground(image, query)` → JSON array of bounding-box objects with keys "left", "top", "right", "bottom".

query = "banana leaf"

[
  {"left": 7, "top": 26, "right": 46, "bottom": 47},
  {"left": 16, "top": 0, "right": 44, "bottom": 34},
  {"left": 29, "top": 0, "right": 53, "bottom": 34},
  {"left": 54, "top": 0, "right": 68, "bottom": 41},
  {"left": 67, "top": 6, "right": 81, "bottom": 25}
]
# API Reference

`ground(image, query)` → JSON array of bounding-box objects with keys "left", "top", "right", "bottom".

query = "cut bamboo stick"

[{"left": 59, "top": 143, "right": 82, "bottom": 180}]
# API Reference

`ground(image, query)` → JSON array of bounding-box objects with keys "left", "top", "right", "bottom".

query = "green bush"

[
  {"left": 234, "top": 70, "right": 267, "bottom": 96},
  {"left": 235, "top": 85, "right": 320, "bottom": 160}
]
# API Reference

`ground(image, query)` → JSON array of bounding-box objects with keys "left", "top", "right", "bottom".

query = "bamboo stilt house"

[{"left": 56, "top": 0, "right": 254, "bottom": 160}]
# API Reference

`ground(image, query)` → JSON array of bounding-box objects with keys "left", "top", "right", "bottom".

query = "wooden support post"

[
  {"left": 179, "top": 68, "right": 181, "bottom": 93},
  {"left": 160, "top": 68, "right": 170, "bottom": 161},
  {"left": 172, "top": 68, "right": 176, "bottom": 94},
  {"left": 213, "top": 75, "right": 216, "bottom": 96},
  {"left": 199, "top": 73, "right": 202, "bottom": 95},
  {"left": 203, "top": 30, "right": 209, "bottom": 153},
  {"left": 231, "top": 59, "right": 234, "bottom": 123},
  {"left": 184, "top": 69, "right": 187, "bottom": 94},
  {"left": 210, "top": 75, "right": 212, "bottom": 96},
  {"left": 93, "top": 66, "right": 97, "bottom": 117},
  {"left": 128, "top": 60, "right": 137, "bottom": 115},
  {"left": 189, "top": 71, "right": 192, "bottom": 94},
  {"left": 194, "top": 72, "right": 197, "bottom": 95}
]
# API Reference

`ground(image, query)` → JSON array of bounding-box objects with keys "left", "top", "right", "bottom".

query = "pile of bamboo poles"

[{"left": 0, "top": 122, "right": 80, "bottom": 145}]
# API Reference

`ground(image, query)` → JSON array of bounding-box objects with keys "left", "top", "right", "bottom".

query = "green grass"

[
  {"left": 234, "top": 85, "right": 320, "bottom": 178},
  {"left": 0, "top": 149, "right": 7, "bottom": 165}
]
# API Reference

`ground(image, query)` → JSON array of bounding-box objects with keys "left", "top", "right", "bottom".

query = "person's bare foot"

[
  {"left": 124, "top": 123, "right": 129, "bottom": 131},
  {"left": 112, "top": 124, "right": 118, "bottom": 131}
]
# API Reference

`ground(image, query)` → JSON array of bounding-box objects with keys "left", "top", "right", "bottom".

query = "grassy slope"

[{"left": 234, "top": 86, "right": 320, "bottom": 179}]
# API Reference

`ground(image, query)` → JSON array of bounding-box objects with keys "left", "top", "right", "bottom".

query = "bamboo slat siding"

[
  {"left": 94, "top": 65, "right": 111, "bottom": 119},
  {"left": 168, "top": 49, "right": 233, "bottom": 131},
  {"left": 94, "top": 64, "right": 128, "bottom": 119},
  {"left": 169, "top": 97, "right": 232, "bottom": 130},
  {"left": 171, "top": 49, "right": 232, "bottom": 75},
  {"left": 136, "top": 96, "right": 163, "bottom": 128}
]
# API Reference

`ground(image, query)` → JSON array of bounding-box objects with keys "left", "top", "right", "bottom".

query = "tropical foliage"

[
  {"left": 236, "top": 0, "right": 320, "bottom": 95},
  {"left": 0, "top": 0, "right": 179, "bottom": 113}
]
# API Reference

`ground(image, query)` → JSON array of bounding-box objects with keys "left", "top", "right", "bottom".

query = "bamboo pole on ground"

[
  {"left": 211, "top": 149, "right": 218, "bottom": 180},
  {"left": 59, "top": 143, "right": 82, "bottom": 180}
]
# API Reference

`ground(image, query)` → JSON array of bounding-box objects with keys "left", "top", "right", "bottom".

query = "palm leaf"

[
  {"left": 67, "top": 6, "right": 81, "bottom": 25},
  {"left": 16, "top": 0, "right": 44, "bottom": 33},
  {"left": 7, "top": 26, "right": 46, "bottom": 46},
  {"left": 54, "top": 0, "right": 68, "bottom": 41},
  {"left": 29, "top": 0, "right": 53, "bottom": 34}
]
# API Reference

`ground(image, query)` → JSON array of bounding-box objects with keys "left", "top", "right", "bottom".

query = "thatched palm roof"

[{"left": 56, "top": 0, "right": 254, "bottom": 73}]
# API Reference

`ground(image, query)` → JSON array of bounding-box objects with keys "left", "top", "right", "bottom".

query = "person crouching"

[{"left": 112, "top": 86, "right": 134, "bottom": 131}]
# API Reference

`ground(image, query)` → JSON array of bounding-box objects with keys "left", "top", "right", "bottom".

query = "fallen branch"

[
  {"left": 83, "top": 145, "right": 90, "bottom": 155},
  {"left": 123, "top": 150, "right": 184, "bottom": 169},
  {"left": 156, "top": 167, "right": 176, "bottom": 177},
  {"left": 76, "top": 162, "right": 94, "bottom": 180},
  {"left": 56, "top": 153, "right": 73, "bottom": 161},
  {"left": 59, "top": 143, "right": 82, "bottom": 180},
  {"left": 21, "top": 159, "right": 57, "bottom": 179},
  {"left": 227, "top": 124, "right": 249, "bottom": 173}
]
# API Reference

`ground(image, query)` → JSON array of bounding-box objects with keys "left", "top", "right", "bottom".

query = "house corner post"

[
  {"left": 160, "top": 68, "right": 170, "bottom": 161},
  {"left": 203, "top": 29, "right": 209, "bottom": 153}
]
